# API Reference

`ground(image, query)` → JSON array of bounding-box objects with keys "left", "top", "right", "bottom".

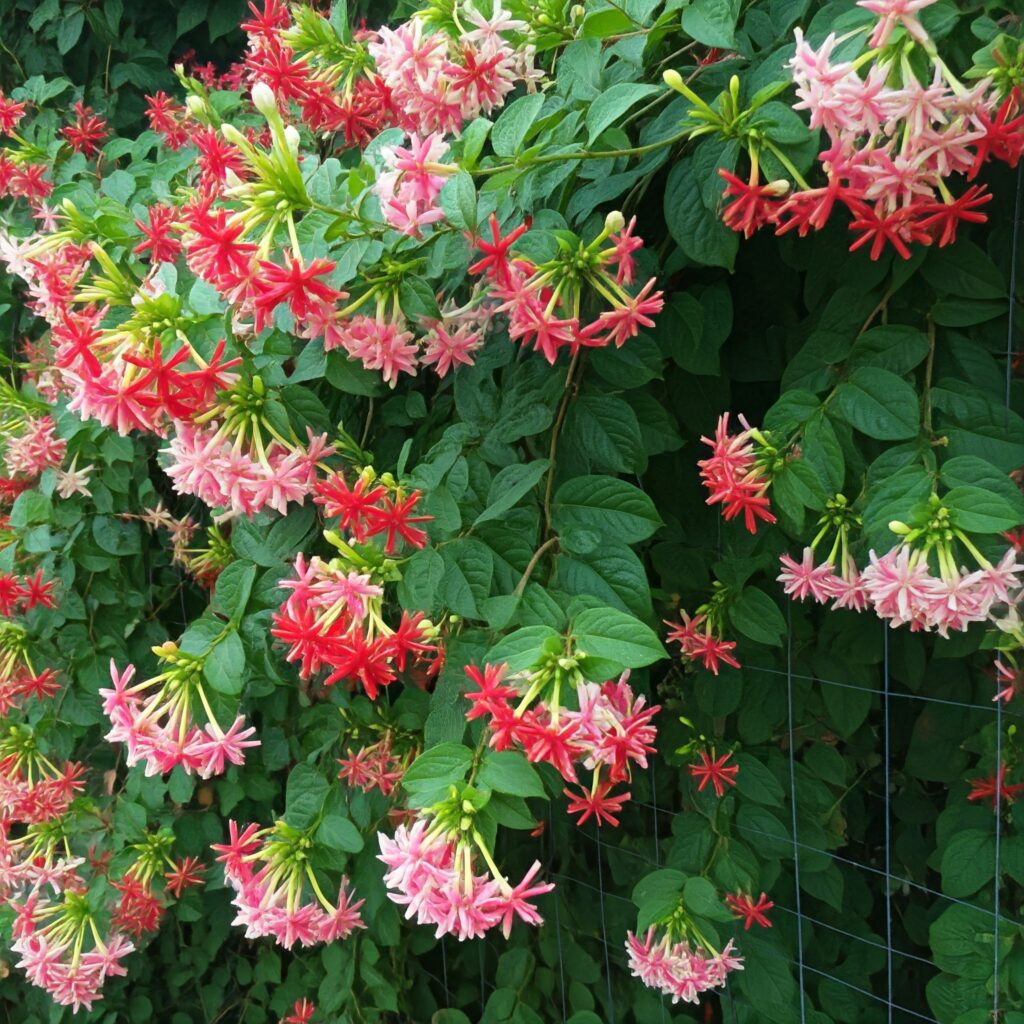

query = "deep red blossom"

[
  {"left": 718, "top": 169, "right": 785, "bottom": 238},
  {"left": 164, "top": 857, "right": 205, "bottom": 898},
  {"left": 689, "top": 749, "right": 739, "bottom": 798},
  {"left": 363, "top": 490, "right": 431, "bottom": 553},
  {"left": 564, "top": 782, "right": 630, "bottom": 827},
  {"left": 464, "top": 662, "right": 517, "bottom": 720},
  {"left": 468, "top": 213, "right": 531, "bottom": 284},
  {"left": 917, "top": 185, "right": 992, "bottom": 247},
  {"left": 726, "top": 891, "right": 774, "bottom": 930},
  {"left": 252, "top": 256, "right": 341, "bottom": 332},
  {"left": 61, "top": 101, "right": 108, "bottom": 157},
  {"left": 967, "top": 764, "right": 1024, "bottom": 808},
  {"left": 134, "top": 204, "right": 182, "bottom": 264}
]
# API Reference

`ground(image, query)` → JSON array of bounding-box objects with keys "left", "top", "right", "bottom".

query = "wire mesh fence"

[{"left": 414, "top": 166, "right": 1024, "bottom": 1024}]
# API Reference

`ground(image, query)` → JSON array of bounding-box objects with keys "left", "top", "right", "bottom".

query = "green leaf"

[
  {"left": 402, "top": 743, "right": 473, "bottom": 806},
  {"left": 212, "top": 561, "right": 257, "bottom": 623},
  {"left": 945, "top": 485, "right": 1024, "bottom": 533},
  {"left": 683, "top": 876, "right": 734, "bottom": 922},
  {"left": 552, "top": 475, "right": 661, "bottom": 543},
  {"left": 683, "top": 0, "right": 741, "bottom": 47},
  {"left": 438, "top": 170, "right": 477, "bottom": 230},
  {"left": 581, "top": 8, "right": 635, "bottom": 37},
  {"left": 285, "top": 764, "right": 330, "bottom": 829},
  {"left": 585, "top": 83, "right": 661, "bottom": 144},
  {"left": 664, "top": 158, "right": 738, "bottom": 270},
  {"left": 397, "top": 547, "right": 445, "bottom": 612},
  {"left": 632, "top": 868, "right": 685, "bottom": 930},
  {"left": 477, "top": 751, "right": 546, "bottom": 799},
  {"left": 834, "top": 367, "right": 920, "bottom": 440},
  {"left": 734, "top": 753, "right": 784, "bottom": 807},
  {"left": 474, "top": 460, "right": 550, "bottom": 526},
  {"left": 203, "top": 632, "right": 245, "bottom": 696},
  {"left": 848, "top": 325, "right": 931, "bottom": 375},
  {"left": 491, "top": 93, "right": 546, "bottom": 157},
  {"left": 487, "top": 625, "right": 563, "bottom": 672},
  {"left": 57, "top": 10, "right": 85, "bottom": 53},
  {"left": 573, "top": 606, "right": 666, "bottom": 670},
  {"left": 940, "top": 829, "right": 996, "bottom": 897},
  {"left": 728, "top": 588, "right": 786, "bottom": 647},
  {"left": 316, "top": 814, "right": 364, "bottom": 853}
]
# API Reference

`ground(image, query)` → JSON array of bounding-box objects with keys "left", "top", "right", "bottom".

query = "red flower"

[
  {"left": 726, "top": 891, "right": 774, "bottom": 930},
  {"left": 969, "top": 88, "right": 1024, "bottom": 178},
  {"left": 718, "top": 169, "right": 785, "bottom": 238},
  {"left": 314, "top": 471, "right": 388, "bottom": 540},
  {"left": 966, "top": 764, "right": 1024, "bottom": 808},
  {"left": 283, "top": 999, "right": 316, "bottom": 1024},
  {"left": 61, "top": 101, "right": 108, "bottom": 157},
  {"left": 468, "top": 213, "right": 531, "bottom": 284},
  {"left": 134, "top": 205, "right": 181, "bottom": 264},
  {"left": 363, "top": 490, "right": 431, "bottom": 553},
  {"left": 165, "top": 857, "right": 205, "bottom": 898},
  {"left": 564, "top": 781, "right": 630, "bottom": 827},
  {"left": 917, "top": 185, "right": 992, "bottom": 248},
  {"left": 252, "top": 255, "right": 341, "bottom": 332},
  {"left": 0, "top": 92, "right": 27, "bottom": 134},
  {"left": 18, "top": 569, "right": 56, "bottom": 610},
  {"left": 845, "top": 199, "right": 930, "bottom": 261},
  {"left": 464, "top": 662, "right": 517, "bottom": 720},
  {"left": 322, "top": 630, "right": 397, "bottom": 699},
  {"left": 689, "top": 749, "right": 739, "bottom": 798}
]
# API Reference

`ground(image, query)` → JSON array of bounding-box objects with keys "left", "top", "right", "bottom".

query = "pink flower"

[
  {"left": 778, "top": 547, "right": 836, "bottom": 602},
  {"left": 857, "top": 0, "right": 937, "bottom": 48}
]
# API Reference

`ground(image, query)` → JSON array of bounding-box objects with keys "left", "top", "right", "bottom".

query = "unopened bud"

[
  {"left": 284, "top": 124, "right": 300, "bottom": 155},
  {"left": 221, "top": 123, "right": 247, "bottom": 147},
  {"left": 888, "top": 520, "right": 912, "bottom": 536},
  {"left": 251, "top": 81, "right": 278, "bottom": 119},
  {"left": 461, "top": 799, "right": 474, "bottom": 814},
  {"left": 570, "top": 4, "right": 585, "bottom": 17},
  {"left": 766, "top": 179, "right": 791, "bottom": 197},
  {"left": 186, "top": 95, "right": 206, "bottom": 120},
  {"left": 604, "top": 210, "right": 625, "bottom": 234},
  {"left": 460, "top": 815, "right": 473, "bottom": 831},
  {"left": 663, "top": 69, "right": 685, "bottom": 94}
]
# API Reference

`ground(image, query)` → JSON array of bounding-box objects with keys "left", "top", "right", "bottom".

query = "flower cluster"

[
  {"left": 626, "top": 924, "right": 743, "bottom": 1005},
  {"left": 213, "top": 819, "right": 365, "bottom": 948},
  {"left": 714, "top": 1, "right": 1024, "bottom": 256},
  {"left": 5, "top": 829, "right": 201, "bottom": 1011},
  {"left": 101, "top": 648, "right": 259, "bottom": 778},
  {"left": 271, "top": 495, "right": 440, "bottom": 699},
  {"left": 664, "top": 609, "right": 741, "bottom": 676},
  {"left": 338, "top": 729, "right": 416, "bottom": 797},
  {"left": 464, "top": 662, "right": 659, "bottom": 827},
  {"left": 468, "top": 211, "right": 664, "bottom": 363},
  {"left": 698, "top": 413, "right": 780, "bottom": 534},
  {"left": 377, "top": 816, "right": 553, "bottom": 941},
  {"left": 778, "top": 497, "right": 1022, "bottom": 636}
]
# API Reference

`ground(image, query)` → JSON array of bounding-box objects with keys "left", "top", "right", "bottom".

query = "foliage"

[{"left": 0, "top": 0, "right": 1022, "bottom": 1022}]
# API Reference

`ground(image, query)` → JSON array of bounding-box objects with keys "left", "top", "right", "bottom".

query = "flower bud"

[
  {"left": 284, "top": 124, "right": 300, "bottom": 156},
  {"left": 663, "top": 69, "right": 685, "bottom": 94},
  {"left": 186, "top": 95, "right": 206, "bottom": 120},
  {"left": 888, "top": 520, "right": 912, "bottom": 536},
  {"left": 251, "top": 81, "right": 278, "bottom": 119},
  {"left": 604, "top": 210, "right": 625, "bottom": 234},
  {"left": 221, "top": 123, "right": 247, "bottom": 147}
]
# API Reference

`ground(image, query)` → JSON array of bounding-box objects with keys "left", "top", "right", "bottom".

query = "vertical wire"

[
  {"left": 440, "top": 936, "right": 449, "bottom": 1006},
  {"left": 551, "top": 803, "right": 568, "bottom": 1022},
  {"left": 882, "top": 627, "right": 894, "bottom": 1023},
  {"left": 595, "top": 827, "right": 616, "bottom": 1024},
  {"left": 995, "top": 158, "right": 1022, "bottom": 1013},
  {"left": 650, "top": 764, "right": 668, "bottom": 1023},
  {"left": 478, "top": 941, "right": 486, "bottom": 1013},
  {"left": 786, "top": 603, "right": 807, "bottom": 1023}
]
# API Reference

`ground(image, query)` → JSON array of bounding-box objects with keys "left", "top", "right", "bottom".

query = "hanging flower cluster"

[
  {"left": 213, "top": 820, "right": 365, "bottom": 948},
  {"left": 711, "top": 0, "right": 1024, "bottom": 255},
  {"left": 777, "top": 495, "right": 1023, "bottom": 635},
  {"left": 377, "top": 816, "right": 553, "bottom": 941},
  {"left": 6, "top": 827, "right": 201, "bottom": 1010},
  {"left": 626, "top": 920, "right": 743, "bottom": 1005},
  {"left": 271, "top": 477, "right": 441, "bottom": 700},
  {"left": 101, "top": 648, "right": 259, "bottom": 779},
  {"left": 698, "top": 413, "right": 782, "bottom": 534},
  {"left": 464, "top": 662, "right": 659, "bottom": 827},
  {"left": 468, "top": 212, "right": 664, "bottom": 363}
]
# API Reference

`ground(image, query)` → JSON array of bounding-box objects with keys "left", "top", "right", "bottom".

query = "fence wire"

[{"left": 422, "top": 167, "right": 1023, "bottom": 1024}]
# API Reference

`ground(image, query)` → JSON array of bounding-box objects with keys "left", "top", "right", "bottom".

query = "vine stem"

[
  {"left": 513, "top": 536, "right": 559, "bottom": 596},
  {"left": 473, "top": 129, "right": 691, "bottom": 178},
  {"left": 543, "top": 352, "right": 582, "bottom": 534}
]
